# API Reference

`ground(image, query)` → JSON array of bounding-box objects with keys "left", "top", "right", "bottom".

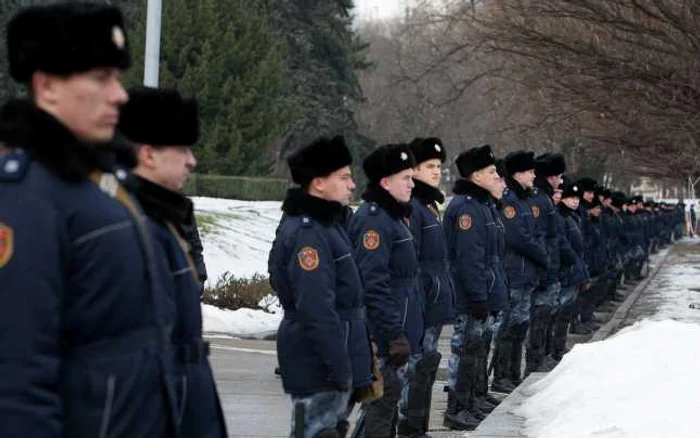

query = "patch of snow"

[
  {"left": 202, "top": 304, "right": 281, "bottom": 339},
  {"left": 518, "top": 319, "right": 700, "bottom": 438},
  {"left": 192, "top": 197, "right": 283, "bottom": 286}
]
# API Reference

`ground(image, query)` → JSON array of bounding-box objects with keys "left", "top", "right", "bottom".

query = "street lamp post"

[{"left": 143, "top": 0, "right": 162, "bottom": 87}]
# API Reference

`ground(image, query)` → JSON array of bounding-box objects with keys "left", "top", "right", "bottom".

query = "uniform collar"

[
  {"left": 534, "top": 176, "right": 554, "bottom": 198},
  {"left": 506, "top": 176, "right": 531, "bottom": 199},
  {"left": 281, "top": 188, "right": 346, "bottom": 225},
  {"left": 452, "top": 178, "right": 492, "bottom": 204},
  {"left": 0, "top": 99, "right": 136, "bottom": 182},
  {"left": 361, "top": 183, "right": 412, "bottom": 220},
  {"left": 411, "top": 178, "right": 445, "bottom": 205},
  {"left": 126, "top": 174, "right": 193, "bottom": 226}
]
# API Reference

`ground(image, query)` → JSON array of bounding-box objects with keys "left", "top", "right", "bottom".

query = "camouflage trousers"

[{"left": 290, "top": 389, "right": 352, "bottom": 438}]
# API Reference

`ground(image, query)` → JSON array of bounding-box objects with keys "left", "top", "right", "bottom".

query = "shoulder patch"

[
  {"left": 363, "top": 230, "right": 381, "bottom": 250},
  {"left": 531, "top": 205, "right": 540, "bottom": 218},
  {"left": 0, "top": 223, "right": 14, "bottom": 268},
  {"left": 297, "top": 246, "right": 319, "bottom": 271},
  {"left": 504, "top": 205, "right": 516, "bottom": 219},
  {"left": 458, "top": 214, "right": 473, "bottom": 231}
]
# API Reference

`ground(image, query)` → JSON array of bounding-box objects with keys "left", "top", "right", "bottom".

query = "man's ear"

[{"left": 31, "top": 71, "right": 60, "bottom": 107}]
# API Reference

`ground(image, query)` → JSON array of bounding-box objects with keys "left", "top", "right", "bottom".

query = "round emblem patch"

[
  {"left": 503, "top": 206, "right": 516, "bottom": 219},
  {"left": 297, "top": 247, "right": 319, "bottom": 271},
  {"left": 0, "top": 223, "right": 14, "bottom": 268},
  {"left": 363, "top": 230, "right": 381, "bottom": 250},
  {"left": 459, "top": 214, "right": 472, "bottom": 231},
  {"left": 531, "top": 205, "right": 540, "bottom": 218}
]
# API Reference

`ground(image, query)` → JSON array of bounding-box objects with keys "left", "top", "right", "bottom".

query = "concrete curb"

[
  {"left": 465, "top": 247, "right": 673, "bottom": 437},
  {"left": 203, "top": 330, "right": 277, "bottom": 341}
]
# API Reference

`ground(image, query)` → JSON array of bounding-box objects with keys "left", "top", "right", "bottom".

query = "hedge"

[{"left": 184, "top": 174, "right": 289, "bottom": 201}]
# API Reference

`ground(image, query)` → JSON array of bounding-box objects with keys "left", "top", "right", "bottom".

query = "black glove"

[
  {"left": 468, "top": 301, "right": 489, "bottom": 322},
  {"left": 388, "top": 333, "right": 410, "bottom": 366}
]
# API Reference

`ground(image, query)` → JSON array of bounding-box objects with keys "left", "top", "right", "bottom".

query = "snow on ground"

[
  {"left": 201, "top": 304, "right": 282, "bottom": 339},
  {"left": 517, "top": 319, "right": 700, "bottom": 438},
  {"left": 192, "top": 197, "right": 283, "bottom": 286}
]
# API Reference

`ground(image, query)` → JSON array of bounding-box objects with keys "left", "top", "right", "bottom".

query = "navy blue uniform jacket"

[
  {"left": 348, "top": 186, "right": 423, "bottom": 356},
  {"left": 269, "top": 189, "right": 373, "bottom": 395},
  {"left": 0, "top": 100, "right": 178, "bottom": 438},
  {"left": 409, "top": 179, "right": 455, "bottom": 326}
]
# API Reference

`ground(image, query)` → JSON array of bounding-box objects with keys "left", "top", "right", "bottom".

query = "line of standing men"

[
  {"left": 270, "top": 136, "right": 685, "bottom": 437},
  {"left": 0, "top": 3, "right": 223, "bottom": 438}
]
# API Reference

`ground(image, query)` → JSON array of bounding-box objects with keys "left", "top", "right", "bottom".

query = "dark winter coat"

[
  {"left": 0, "top": 100, "right": 178, "bottom": 438},
  {"left": 584, "top": 215, "right": 607, "bottom": 277},
  {"left": 532, "top": 180, "right": 560, "bottom": 287},
  {"left": 444, "top": 180, "right": 509, "bottom": 314},
  {"left": 348, "top": 185, "right": 423, "bottom": 357},
  {"left": 558, "top": 204, "right": 589, "bottom": 288},
  {"left": 126, "top": 175, "right": 227, "bottom": 438},
  {"left": 409, "top": 179, "right": 455, "bottom": 326},
  {"left": 269, "top": 189, "right": 373, "bottom": 395},
  {"left": 500, "top": 178, "right": 549, "bottom": 290}
]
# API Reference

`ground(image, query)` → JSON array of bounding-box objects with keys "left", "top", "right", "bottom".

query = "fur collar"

[
  {"left": 0, "top": 99, "right": 136, "bottom": 182},
  {"left": 412, "top": 178, "right": 445, "bottom": 205},
  {"left": 506, "top": 176, "right": 531, "bottom": 200},
  {"left": 126, "top": 174, "right": 193, "bottom": 226},
  {"left": 362, "top": 183, "right": 412, "bottom": 220},
  {"left": 281, "top": 188, "right": 346, "bottom": 225},
  {"left": 453, "top": 179, "right": 492, "bottom": 204},
  {"left": 534, "top": 176, "right": 555, "bottom": 198}
]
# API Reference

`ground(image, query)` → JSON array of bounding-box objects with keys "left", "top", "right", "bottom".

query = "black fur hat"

[
  {"left": 119, "top": 87, "right": 199, "bottom": 147},
  {"left": 7, "top": 3, "right": 131, "bottom": 83},
  {"left": 363, "top": 143, "right": 416, "bottom": 184},
  {"left": 577, "top": 177, "right": 598, "bottom": 193},
  {"left": 535, "top": 153, "right": 566, "bottom": 177},
  {"left": 287, "top": 136, "right": 353, "bottom": 186},
  {"left": 455, "top": 144, "right": 496, "bottom": 178},
  {"left": 409, "top": 137, "right": 446, "bottom": 165},
  {"left": 561, "top": 178, "right": 582, "bottom": 199},
  {"left": 611, "top": 191, "right": 627, "bottom": 208},
  {"left": 505, "top": 150, "right": 535, "bottom": 175}
]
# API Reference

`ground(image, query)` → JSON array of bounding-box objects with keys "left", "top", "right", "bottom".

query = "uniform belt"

[
  {"left": 66, "top": 324, "right": 173, "bottom": 360},
  {"left": 390, "top": 278, "right": 415, "bottom": 287},
  {"left": 175, "top": 339, "right": 210, "bottom": 363},
  {"left": 284, "top": 307, "right": 366, "bottom": 321}
]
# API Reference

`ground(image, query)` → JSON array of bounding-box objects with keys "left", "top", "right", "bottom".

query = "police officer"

[
  {"left": 443, "top": 145, "right": 508, "bottom": 430},
  {"left": 495, "top": 150, "right": 548, "bottom": 390},
  {"left": 118, "top": 87, "right": 227, "bottom": 438},
  {"left": 579, "top": 197, "right": 606, "bottom": 332},
  {"left": 552, "top": 180, "right": 590, "bottom": 359},
  {"left": 532, "top": 153, "right": 565, "bottom": 372},
  {"left": 268, "top": 136, "right": 374, "bottom": 438},
  {"left": 0, "top": 3, "right": 179, "bottom": 437},
  {"left": 348, "top": 144, "right": 422, "bottom": 438},
  {"left": 398, "top": 137, "right": 455, "bottom": 437}
]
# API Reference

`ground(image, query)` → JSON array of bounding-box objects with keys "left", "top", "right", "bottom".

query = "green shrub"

[
  {"left": 184, "top": 174, "right": 289, "bottom": 201},
  {"left": 202, "top": 272, "right": 275, "bottom": 311}
]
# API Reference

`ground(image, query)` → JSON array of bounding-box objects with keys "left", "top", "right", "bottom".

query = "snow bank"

[
  {"left": 202, "top": 303, "right": 282, "bottom": 339},
  {"left": 517, "top": 319, "right": 700, "bottom": 438},
  {"left": 192, "top": 197, "right": 283, "bottom": 286}
]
